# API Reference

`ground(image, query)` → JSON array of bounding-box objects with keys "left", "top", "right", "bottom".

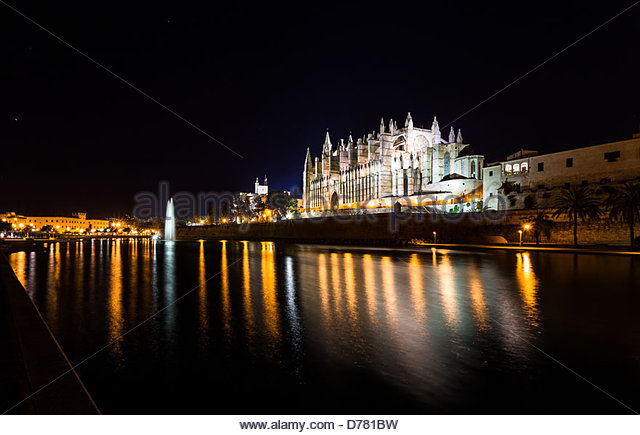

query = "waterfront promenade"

[{"left": 409, "top": 242, "right": 640, "bottom": 256}]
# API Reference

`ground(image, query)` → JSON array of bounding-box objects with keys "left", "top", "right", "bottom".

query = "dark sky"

[{"left": 1, "top": 1, "right": 639, "bottom": 217}]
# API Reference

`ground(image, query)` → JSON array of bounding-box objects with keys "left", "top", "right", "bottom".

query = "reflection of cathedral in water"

[{"left": 303, "top": 113, "right": 485, "bottom": 211}]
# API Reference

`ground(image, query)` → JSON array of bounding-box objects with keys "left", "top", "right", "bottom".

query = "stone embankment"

[
  {"left": 0, "top": 253, "right": 99, "bottom": 414},
  {"left": 177, "top": 210, "right": 637, "bottom": 247}
]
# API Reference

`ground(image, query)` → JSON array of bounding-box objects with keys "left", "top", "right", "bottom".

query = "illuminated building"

[
  {"left": 483, "top": 130, "right": 640, "bottom": 210},
  {"left": 0, "top": 211, "right": 109, "bottom": 232},
  {"left": 302, "top": 113, "right": 484, "bottom": 211}
]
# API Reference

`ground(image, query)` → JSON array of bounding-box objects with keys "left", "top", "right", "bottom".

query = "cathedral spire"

[
  {"left": 304, "top": 147, "right": 312, "bottom": 169},
  {"left": 323, "top": 129, "right": 332, "bottom": 154},
  {"left": 448, "top": 127, "right": 455, "bottom": 143},
  {"left": 347, "top": 132, "right": 354, "bottom": 149},
  {"left": 405, "top": 112, "right": 413, "bottom": 129},
  {"left": 380, "top": 117, "right": 385, "bottom": 134},
  {"left": 456, "top": 128, "right": 463, "bottom": 144},
  {"left": 431, "top": 116, "right": 440, "bottom": 136},
  {"left": 389, "top": 118, "right": 394, "bottom": 135}
]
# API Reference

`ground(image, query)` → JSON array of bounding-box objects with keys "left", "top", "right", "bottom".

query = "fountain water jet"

[{"left": 164, "top": 198, "right": 176, "bottom": 241}]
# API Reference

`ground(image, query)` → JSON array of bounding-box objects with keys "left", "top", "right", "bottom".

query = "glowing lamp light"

[{"left": 523, "top": 224, "right": 531, "bottom": 230}]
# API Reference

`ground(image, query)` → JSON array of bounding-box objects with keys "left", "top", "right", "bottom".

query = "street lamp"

[
  {"left": 433, "top": 231, "right": 437, "bottom": 244},
  {"left": 521, "top": 224, "right": 531, "bottom": 245}
]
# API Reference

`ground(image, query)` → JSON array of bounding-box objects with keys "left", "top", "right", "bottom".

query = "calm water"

[{"left": 8, "top": 240, "right": 640, "bottom": 414}]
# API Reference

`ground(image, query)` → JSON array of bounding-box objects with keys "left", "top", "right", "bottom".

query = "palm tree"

[
  {"left": 525, "top": 211, "right": 557, "bottom": 245},
  {"left": 606, "top": 181, "right": 640, "bottom": 247},
  {"left": 553, "top": 185, "right": 603, "bottom": 247}
]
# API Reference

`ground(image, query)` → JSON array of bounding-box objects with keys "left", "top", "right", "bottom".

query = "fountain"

[{"left": 164, "top": 198, "right": 176, "bottom": 241}]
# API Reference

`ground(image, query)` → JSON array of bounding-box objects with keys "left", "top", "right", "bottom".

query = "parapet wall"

[{"left": 177, "top": 211, "right": 637, "bottom": 246}]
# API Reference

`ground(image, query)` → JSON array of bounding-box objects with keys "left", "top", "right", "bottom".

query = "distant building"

[
  {"left": 483, "top": 133, "right": 640, "bottom": 210},
  {"left": 0, "top": 211, "right": 109, "bottom": 232},
  {"left": 237, "top": 176, "right": 269, "bottom": 205},
  {"left": 303, "top": 113, "right": 484, "bottom": 211},
  {"left": 233, "top": 175, "right": 271, "bottom": 218},
  {"left": 254, "top": 176, "right": 268, "bottom": 195}
]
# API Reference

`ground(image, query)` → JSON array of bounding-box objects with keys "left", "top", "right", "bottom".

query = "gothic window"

[
  {"left": 471, "top": 161, "right": 476, "bottom": 178},
  {"left": 403, "top": 173, "right": 408, "bottom": 197},
  {"left": 513, "top": 163, "right": 520, "bottom": 173},
  {"left": 444, "top": 152, "right": 450, "bottom": 176},
  {"left": 521, "top": 162, "right": 528, "bottom": 172},
  {"left": 505, "top": 164, "right": 512, "bottom": 174}
]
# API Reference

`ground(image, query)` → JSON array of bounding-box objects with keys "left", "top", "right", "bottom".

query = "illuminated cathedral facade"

[{"left": 302, "top": 113, "right": 484, "bottom": 211}]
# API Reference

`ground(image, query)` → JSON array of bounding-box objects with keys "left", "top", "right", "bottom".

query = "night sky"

[{"left": 1, "top": 1, "right": 639, "bottom": 217}]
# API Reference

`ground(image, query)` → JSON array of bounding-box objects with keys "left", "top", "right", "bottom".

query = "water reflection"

[
  {"left": 220, "top": 240, "right": 231, "bottom": 342},
  {"left": 516, "top": 252, "right": 540, "bottom": 327},
  {"left": 163, "top": 241, "right": 176, "bottom": 345},
  {"left": 261, "top": 241, "right": 280, "bottom": 349},
  {"left": 242, "top": 241, "right": 255, "bottom": 341},
  {"left": 8, "top": 241, "right": 639, "bottom": 414},
  {"left": 47, "top": 242, "right": 61, "bottom": 325},
  {"left": 468, "top": 264, "right": 489, "bottom": 330},
  {"left": 284, "top": 256, "right": 302, "bottom": 351},
  {"left": 317, "top": 253, "right": 330, "bottom": 318},
  {"left": 343, "top": 253, "right": 358, "bottom": 325},
  {"left": 362, "top": 254, "right": 377, "bottom": 321},
  {"left": 380, "top": 256, "right": 397, "bottom": 330},
  {"left": 10, "top": 251, "right": 27, "bottom": 287},
  {"left": 198, "top": 241, "right": 209, "bottom": 348},
  {"left": 408, "top": 254, "right": 426, "bottom": 321},
  {"left": 330, "top": 253, "right": 343, "bottom": 316},
  {"left": 438, "top": 253, "right": 459, "bottom": 330},
  {"left": 108, "top": 240, "right": 124, "bottom": 364}
]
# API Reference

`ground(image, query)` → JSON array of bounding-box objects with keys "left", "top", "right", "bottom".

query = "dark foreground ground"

[{"left": 0, "top": 253, "right": 98, "bottom": 414}]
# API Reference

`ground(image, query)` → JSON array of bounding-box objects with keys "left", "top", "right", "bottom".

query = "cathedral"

[{"left": 302, "top": 113, "right": 485, "bottom": 211}]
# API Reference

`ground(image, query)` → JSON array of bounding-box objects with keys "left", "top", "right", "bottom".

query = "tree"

[
  {"left": 267, "top": 190, "right": 288, "bottom": 219},
  {"left": 285, "top": 197, "right": 299, "bottom": 213},
  {"left": 605, "top": 181, "right": 640, "bottom": 247},
  {"left": 525, "top": 211, "right": 556, "bottom": 245},
  {"left": 553, "top": 185, "right": 603, "bottom": 247},
  {"left": 253, "top": 195, "right": 266, "bottom": 218},
  {"left": 233, "top": 194, "right": 252, "bottom": 222},
  {"left": 267, "top": 190, "right": 299, "bottom": 219}
]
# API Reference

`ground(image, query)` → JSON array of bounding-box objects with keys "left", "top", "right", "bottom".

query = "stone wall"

[
  {"left": 177, "top": 210, "right": 637, "bottom": 247},
  {"left": 502, "top": 209, "right": 637, "bottom": 246},
  {"left": 178, "top": 213, "right": 515, "bottom": 245}
]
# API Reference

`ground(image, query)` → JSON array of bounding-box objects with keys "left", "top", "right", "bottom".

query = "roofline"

[{"left": 493, "top": 136, "right": 640, "bottom": 164}]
